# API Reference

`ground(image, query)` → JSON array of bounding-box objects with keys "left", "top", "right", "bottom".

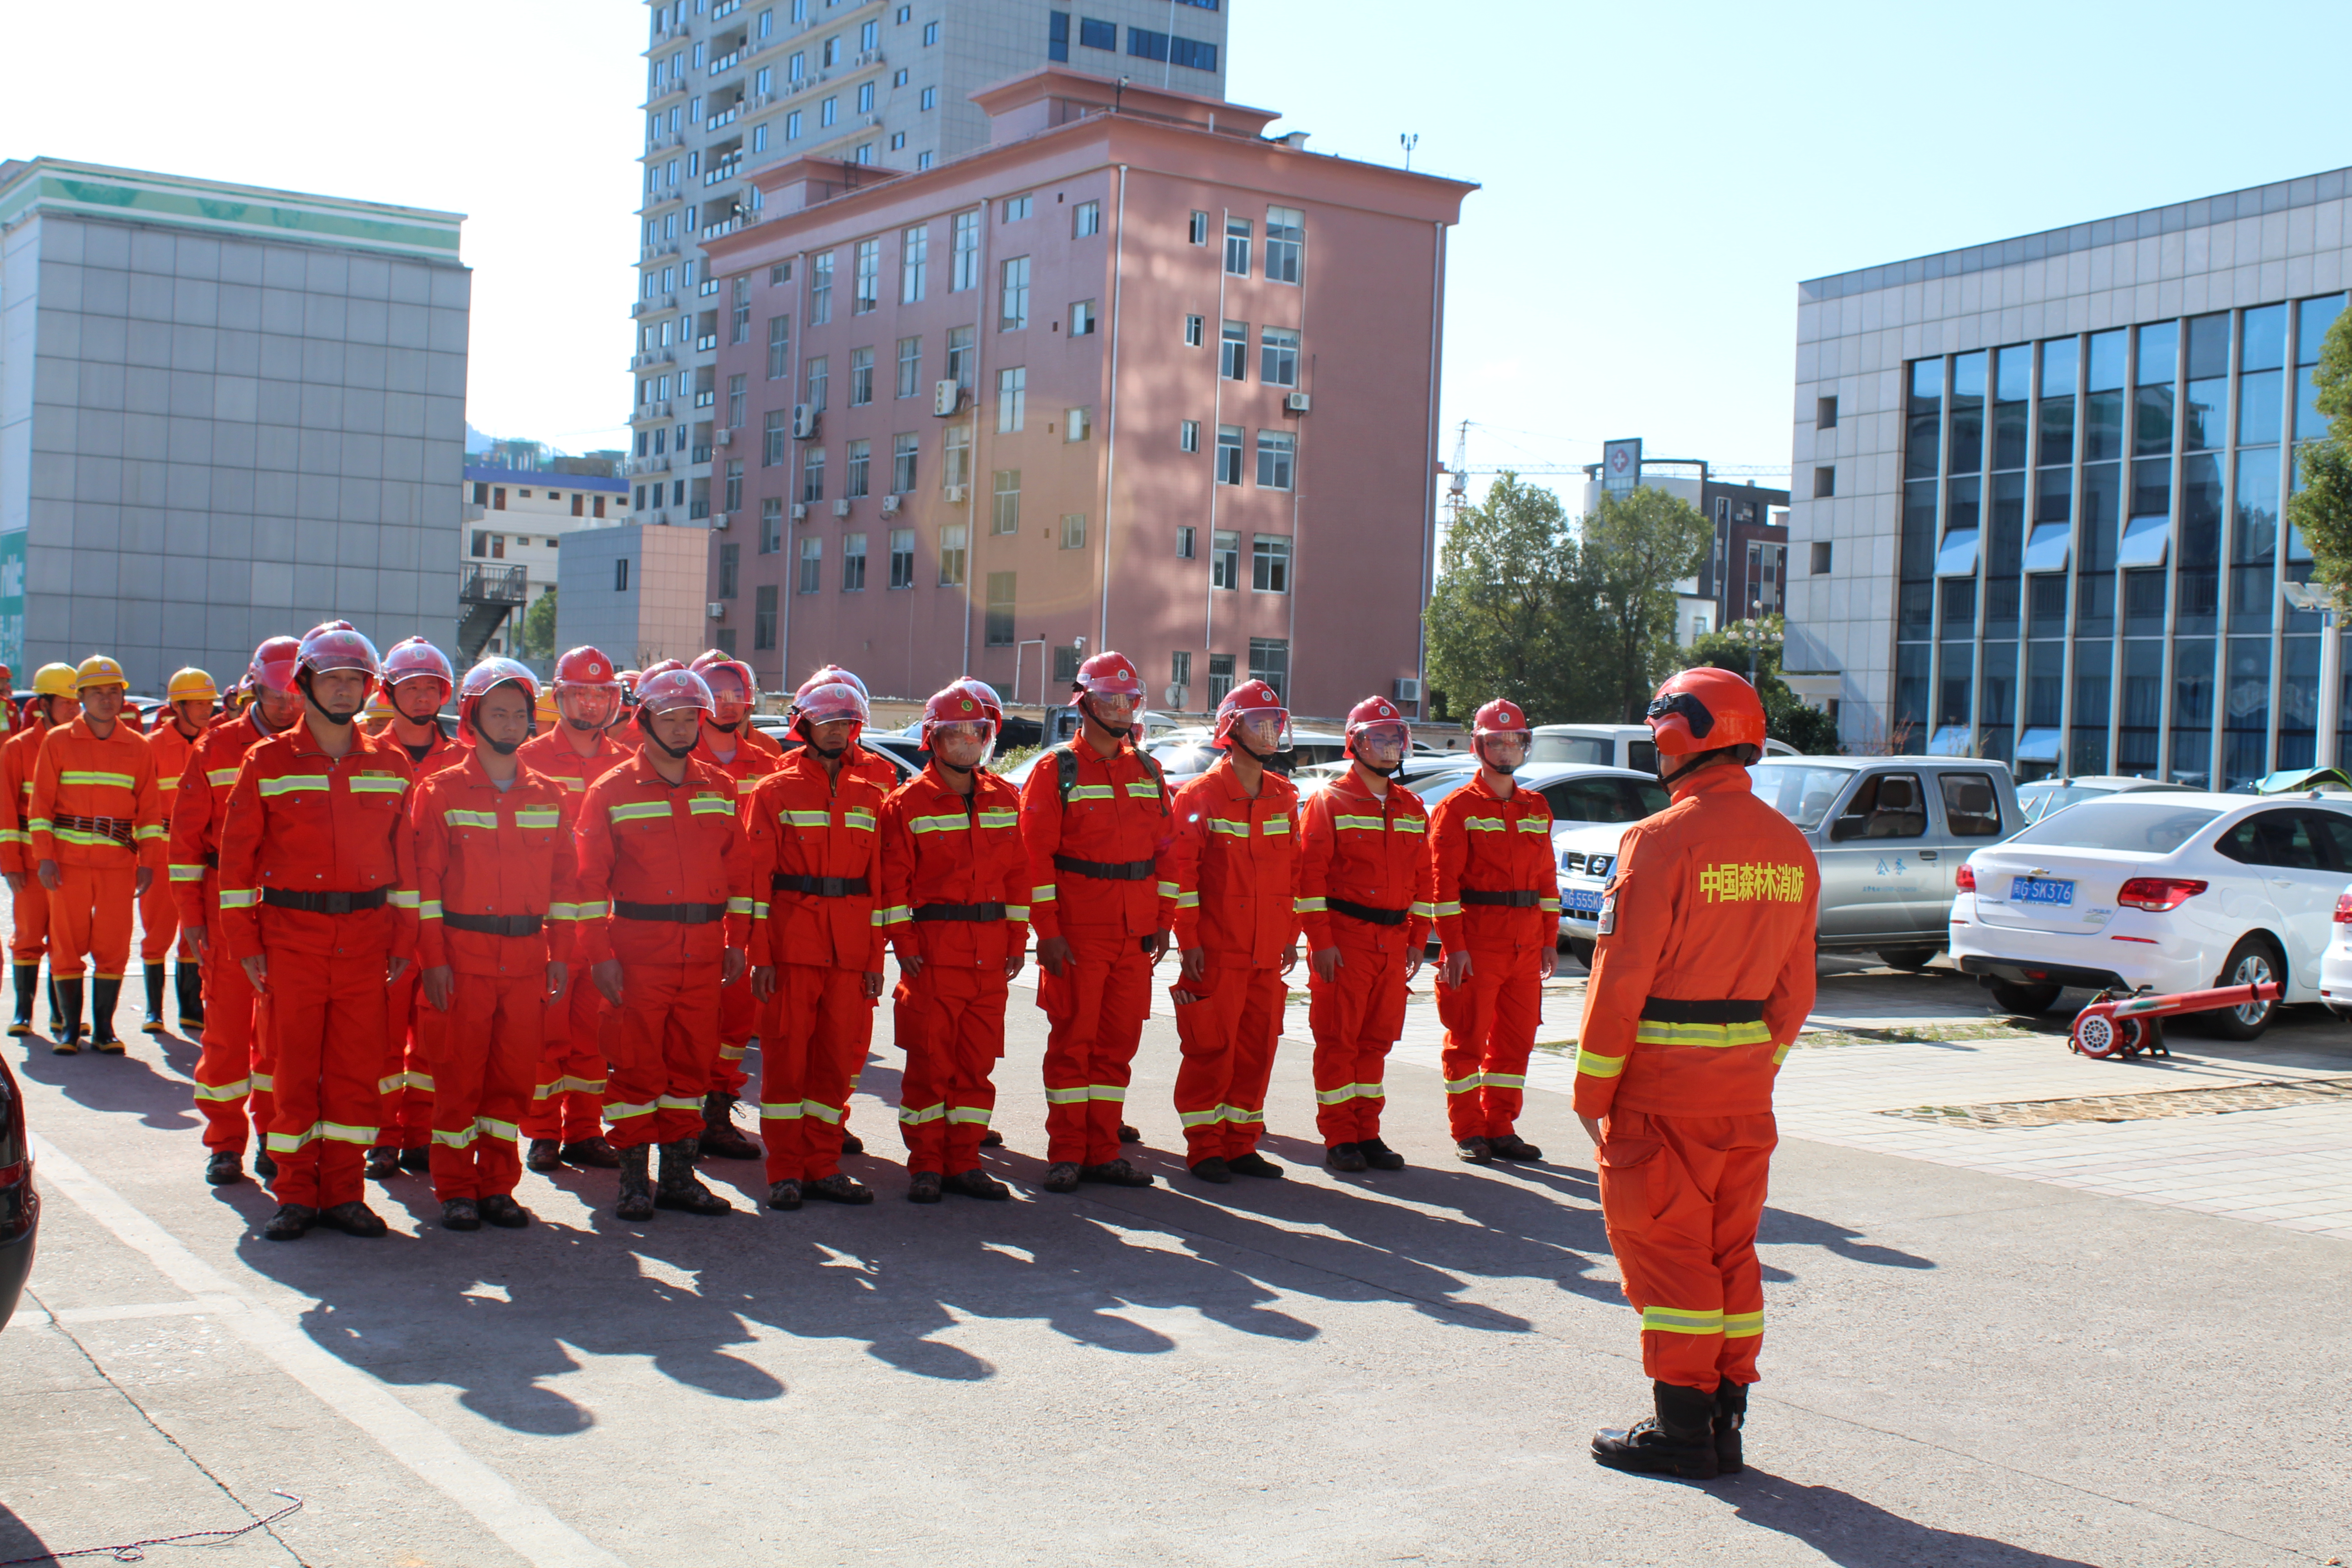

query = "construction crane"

[{"left": 1441, "top": 420, "right": 1790, "bottom": 521}]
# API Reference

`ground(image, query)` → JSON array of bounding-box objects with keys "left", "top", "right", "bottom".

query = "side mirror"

[{"left": 1828, "top": 814, "right": 1865, "bottom": 843}]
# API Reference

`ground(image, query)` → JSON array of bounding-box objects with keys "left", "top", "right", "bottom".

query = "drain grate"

[{"left": 1880, "top": 1076, "right": 2352, "bottom": 1128}]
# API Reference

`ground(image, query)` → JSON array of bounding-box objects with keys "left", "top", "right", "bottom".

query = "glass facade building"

[{"left": 1790, "top": 168, "right": 2352, "bottom": 784}]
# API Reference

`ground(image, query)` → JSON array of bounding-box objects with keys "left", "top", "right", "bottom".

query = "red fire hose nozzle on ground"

[{"left": 2068, "top": 980, "right": 2283, "bottom": 1059}]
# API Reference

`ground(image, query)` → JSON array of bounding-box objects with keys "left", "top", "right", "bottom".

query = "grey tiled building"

[
  {"left": 0, "top": 158, "right": 468, "bottom": 690},
  {"left": 1787, "top": 168, "right": 2352, "bottom": 785}
]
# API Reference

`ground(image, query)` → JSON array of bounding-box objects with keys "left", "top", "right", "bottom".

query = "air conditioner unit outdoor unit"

[
  {"left": 1163, "top": 684, "right": 1188, "bottom": 709},
  {"left": 1393, "top": 677, "right": 1421, "bottom": 703},
  {"left": 832, "top": 498, "right": 852, "bottom": 517},
  {"left": 880, "top": 494, "right": 901, "bottom": 515},
  {"left": 711, "top": 512, "right": 728, "bottom": 529},
  {"left": 791, "top": 501, "right": 808, "bottom": 520},
  {"left": 715, "top": 428, "right": 732, "bottom": 446},
  {"left": 707, "top": 602, "right": 725, "bottom": 619},
  {"left": 791, "top": 403, "right": 818, "bottom": 438},
  {"left": 1286, "top": 392, "right": 1312, "bottom": 414},
  {"left": 943, "top": 484, "right": 968, "bottom": 503},
  {"left": 933, "top": 379, "right": 960, "bottom": 417}
]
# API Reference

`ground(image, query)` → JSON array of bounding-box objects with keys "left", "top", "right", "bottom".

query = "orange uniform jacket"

[
  {"left": 571, "top": 753, "right": 754, "bottom": 968},
  {"left": 781, "top": 737, "right": 898, "bottom": 794},
  {"left": 740, "top": 750, "right": 890, "bottom": 972},
  {"left": 1165, "top": 758, "right": 1303, "bottom": 966},
  {"left": 515, "top": 727, "right": 634, "bottom": 798},
  {"left": 695, "top": 726, "right": 778, "bottom": 805},
  {"left": 409, "top": 755, "right": 586, "bottom": 977},
  {"left": 28, "top": 717, "right": 168, "bottom": 872},
  {"left": 215, "top": 728, "right": 421, "bottom": 963},
  {"left": 1018, "top": 744, "right": 1177, "bottom": 941},
  {"left": 369, "top": 719, "right": 464, "bottom": 779},
  {"left": 1429, "top": 772, "right": 1560, "bottom": 954},
  {"left": 1573, "top": 765, "right": 1819, "bottom": 1121},
  {"left": 877, "top": 764, "right": 1031, "bottom": 968},
  {"left": 167, "top": 711, "right": 279, "bottom": 924},
  {"left": 146, "top": 718, "right": 202, "bottom": 842},
  {"left": 0, "top": 722, "right": 52, "bottom": 876},
  {"left": 1295, "top": 770, "right": 1437, "bottom": 954}
]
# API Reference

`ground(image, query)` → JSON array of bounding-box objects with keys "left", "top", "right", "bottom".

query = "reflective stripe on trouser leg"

[
  {"left": 898, "top": 962, "right": 1007, "bottom": 1175},
  {"left": 193, "top": 901, "right": 264, "bottom": 1152},
  {"left": 261, "top": 936, "right": 392, "bottom": 1212},
  {"left": 1172, "top": 961, "right": 1287, "bottom": 1161},
  {"left": 46, "top": 863, "right": 136, "bottom": 981},
  {"left": 1475, "top": 958, "right": 1542, "bottom": 1140},
  {"left": 522, "top": 979, "right": 608, "bottom": 1142},
  {"left": 602, "top": 960, "right": 722, "bottom": 1149},
  {"left": 426, "top": 967, "right": 544, "bottom": 1200},
  {"left": 1434, "top": 950, "right": 1507, "bottom": 1142},
  {"left": 759, "top": 962, "right": 865, "bottom": 1183},
  {"left": 1038, "top": 933, "right": 1152, "bottom": 1167},
  {"left": 1307, "top": 938, "right": 1405, "bottom": 1147}
]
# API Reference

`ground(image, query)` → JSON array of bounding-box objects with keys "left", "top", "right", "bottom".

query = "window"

[
  {"left": 634, "top": 485, "right": 646, "bottom": 510},
  {"left": 763, "top": 318, "right": 792, "bottom": 386},
  {"left": 1187, "top": 211, "right": 1211, "bottom": 247},
  {"left": 761, "top": 496, "right": 783, "bottom": 553},
  {"left": 1060, "top": 513, "right": 1087, "bottom": 550},
  {"left": 786, "top": 109, "right": 803, "bottom": 140},
  {"left": 1211, "top": 529, "right": 1239, "bottom": 588},
  {"left": 1251, "top": 534, "right": 1290, "bottom": 592},
  {"left": 847, "top": 437, "right": 871, "bottom": 497},
  {"left": 1000, "top": 256, "right": 1031, "bottom": 329},
  {"left": 1215, "top": 424, "right": 1244, "bottom": 485},
  {"left": 850, "top": 346, "right": 874, "bottom": 405},
  {"left": 1176, "top": 525, "right": 1196, "bottom": 559},
  {"left": 1048, "top": 9, "right": 1069, "bottom": 60},
  {"left": 1247, "top": 638, "right": 1288, "bottom": 699},
  {"left": 901, "top": 225, "right": 928, "bottom": 302},
  {"left": 951, "top": 211, "right": 980, "bottom": 291},
  {"left": 1818, "top": 394, "right": 1838, "bottom": 429},
  {"left": 1179, "top": 419, "right": 1200, "bottom": 453},
  {"left": 1169, "top": 35, "right": 1216, "bottom": 69},
  {"left": 719, "top": 541, "right": 741, "bottom": 598},
  {"left": 1264, "top": 206, "right": 1303, "bottom": 284},
  {"left": 991, "top": 469, "right": 1021, "bottom": 534},
  {"left": 1184, "top": 314, "right": 1204, "bottom": 348},
  {"left": 789, "top": 49, "right": 806, "bottom": 81},
  {"left": 798, "top": 535, "right": 822, "bottom": 593},
  {"left": 1053, "top": 645, "right": 1080, "bottom": 684},
  {"left": 770, "top": 262, "right": 793, "bottom": 285},
  {"left": 923, "top": 19, "right": 938, "bottom": 44},
  {"left": 806, "top": 354, "right": 829, "bottom": 410},
  {"left": 801, "top": 445, "right": 826, "bottom": 500},
  {"left": 842, "top": 532, "right": 867, "bottom": 590},
  {"left": 920, "top": 86, "right": 937, "bottom": 110},
  {"left": 892, "top": 431, "right": 918, "bottom": 493},
  {"left": 616, "top": 558, "right": 631, "bottom": 591},
  {"left": 939, "top": 523, "right": 966, "bottom": 585},
  {"left": 896, "top": 335, "right": 921, "bottom": 397},
  {"left": 723, "top": 458, "right": 743, "bottom": 512},
  {"left": 1208, "top": 653, "right": 1235, "bottom": 703},
  {"left": 1828, "top": 773, "right": 1927, "bottom": 841},
  {"left": 1224, "top": 217, "right": 1251, "bottom": 276},
  {"left": 853, "top": 240, "right": 879, "bottom": 314},
  {"left": 1003, "top": 195, "right": 1032, "bottom": 221},
  {"left": 1220, "top": 320, "right": 1248, "bottom": 380},
  {"left": 943, "top": 425, "right": 970, "bottom": 491},
  {"left": 759, "top": 8, "right": 773, "bottom": 38},
  {"left": 754, "top": 123, "right": 769, "bottom": 153},
  {"left": 823, "top": 36, "right": 840, "bottom": 66},
  {"left": 888, "top": 527, "right": 916, "bottom": 588},
  {"left": 860, "top": 18, "right": 878, "bottom": 49},
  {"left": 984, "top": 572, "right": 1016, "bottom": 646},
  {"left": 1814, "top": 465, "right": 1835, "bottom": 498},
  {"left": 754, "top": 584, "right": 778, "bottom": 650},
  {"left": 1256, "top": 430, "right": 1294, "bottom": 490},
  {"left": 1066, "top": 406, "right": 1092, "bottom": 441},
  {"left": 1081, "top": 16, "right": 1116, "bottom": 49},
  {"left": 1939, "top": 772, "right": 2003, "bottom": 838},
  {"left": 764, "top": 408, "right": 789, "bottom": 466},
  {"left": 1260, "top": 326, "right": 1299, "bottom": 387},
  {"left": 471, "top": 529, "right": 488, "bottom": 555},
  {"left": 730, "top": 276, "right": 751, "bottom": 342},
  {"left": 726, "top": 373, "right": 745, "bottom": 428},
  {"left": 493, "top": 488, "right": 508, "bottom": 511},
  {"left": 857, "top": 83, "right": 875, "bottom": 114},
  {"left": 1073, "top": 201, "right": 1101, "bottom": 238},
  {"left": 1070, "top": 299, "right": 1096, "bottom": 336},
  {"left": 947, "top": 325, "right": 975, "bottom": 388},
  {"left": 1170, "top": 652, "right": 1193, "bottom": 694},
  {"left": 997, "top": 367, "right": 1026, "bottom": 431},
  {"left": 808, "top": 250, "right": 833, "bottom": 323}
]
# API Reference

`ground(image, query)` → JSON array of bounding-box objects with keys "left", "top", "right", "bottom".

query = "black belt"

[
  {"left": 1053, "top": 853, "right": 1157, "bottom": 882},
  {"left": 442, "top": 912, "right": 544, "bottom": 937},
  {"left": 204, "top": 852, "right": 219, "bottom": 868},
  {"left": 1460, "top": 889, "right": 1540, "bottom": 908},
  {"left": 771, "top": 873, "right": 869, "bottom": 897},
  {"left": 915, "top": 902, "right": 1007, "bottom": 922},
  {"left": 57, "top": 813, "right": 135, "bottom": 846},
  {"left": 261, "top": 887, "right": 390, "bottom": 915},
  {"left": 1640, "top": 997, "right": 1767, "bottom": 1024},
  {"left": 615, "top": 900, "right": 728, "bottom": 925},
  {"left": 1328, "top": 897, "right": 1406, "bottom": 927}
]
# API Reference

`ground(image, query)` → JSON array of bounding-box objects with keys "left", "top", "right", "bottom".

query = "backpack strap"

[{"left": 1055, "top": 744, "right": 1081, "bottom": 807}]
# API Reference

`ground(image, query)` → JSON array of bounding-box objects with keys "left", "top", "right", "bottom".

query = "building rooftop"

[
  {"left": 464, "top": 464, "right": 627, "bottom": 492},
  {"left": 1799, "top": 165, "right": 2352, "bottom": 304},
  {"left": 0, "top": 157, "right": 463, "bottom": 261}
]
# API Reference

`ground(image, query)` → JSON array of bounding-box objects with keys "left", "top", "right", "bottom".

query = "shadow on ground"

[{"left": 1731, "top": 1473, "right": 2101, "bottom": 1567}]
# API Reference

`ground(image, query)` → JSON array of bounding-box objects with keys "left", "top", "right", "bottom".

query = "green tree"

[
  {"left": 1424, "top": 472, "right": 1591, "bottom": 721},
  {"left": 1683, "top": 614, "right": 1842, "bottom": 754},
  {"left": 2289, "top": 304, "right": 2352, "bottom": 599},
  {"left": 1579, "top": 485, "right": 1716, "bottom": 721},
  {"left": 515, "top": 587, "right": 557, "bottom": 661}
]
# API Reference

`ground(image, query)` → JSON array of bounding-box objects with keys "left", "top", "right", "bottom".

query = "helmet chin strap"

[
  {"left": 483, "top": 735, "right": 523, "bottom": 757},
  {"left": 650, "top": 732, "right": 698, "bottom": 760},
  {"left": 298, "top": 673, "right": 358, "bottom": 728},
  {"left": 1079, "top": 694, "right": 1132, "bottom": 741}
]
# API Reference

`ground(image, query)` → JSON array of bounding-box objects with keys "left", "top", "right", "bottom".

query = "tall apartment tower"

[{"left": 628, "top": 0, "right": 1229, "bottom": 534}]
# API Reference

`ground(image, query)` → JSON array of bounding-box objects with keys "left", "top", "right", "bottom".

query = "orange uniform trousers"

[
  {"left": 603, "top": 959, "right": 722, "bottom": 1149},
  {"left": 137, "top": 874, "right": 189, "bottom": 963},
  {"left": 1038, "top": 932, "right": 1154, "bottom": 1167},
  {"left": 427, "top": 969, "right": 544, "bottom": 1202},
  {"left": 1171, "top": 960, "right": 1286, "bottom": 1163},
  {"left": 712, "top": 967, "right": 755, "bottom": 1097},
  {"left": 896, "top": 964, "right": 1006, "bottom": 1176},
  {"left": 523, "top": 977, "right": 609, "bottom": 1144},
  {"left": 191, "top": 883, "right": 270, "bottom": 1153},
  {"left": 757, "top": 963, "right": 868, "bottom": 1183},
  {"left": 45, "top": 864, "right": 137, "bottom": 980},
  {"left": 1435, "top": 945, "right": 1543, "bottom": 1141},
  {"left": 1306, "top": 937, "right": 1410, "bottom": 1147},
  {"left": 10, "top": 876, "right": 49, "bottom": 966},
  {"left": 1594, "top": 1108, "right": 1774, "bottom": 1395},
  {"left": 380, "top": 965, "right": 441, "bottom": 1151},
  {"left": 262, "top": 927, "right": 395, "bottom": 1211}
]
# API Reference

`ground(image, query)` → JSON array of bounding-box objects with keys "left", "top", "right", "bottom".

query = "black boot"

[
  {"left": 51, "top": 977, "right": 84, "bottom": 1054},
  {"left": 142, "top": 963, "right": 167, "bottom": 1034},
  {"left": 9, "top": 963, "right": 35, "bottom": 1036},
  {"left": 697, "top": 1092, "right": 761, "bottom": 1160},
  {"left": 1591, "top": 1381, "right": 1721, "bottom": 1480},
  {"left": 1713, "top": 1381, "right": 1747, "bottom": 1474},
  {"left": 175, "top": 963, "right": 205, "bottom": 1033},
  {"left": 89, "top": 979, "right": 125, "bottom": 1052},
  {"left": 655, "top": 1138, "right": 734, "bottom": 1215},
  {"left": 615, "top": 1143, "right": 656, "bottom": 1221}
]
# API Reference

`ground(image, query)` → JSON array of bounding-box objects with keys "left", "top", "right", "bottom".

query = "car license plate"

[
  {"left": 2009, "top": 876, "right": 2075, "bottom": 906},
  {"left": 1561, "top": 888, "right": 1604, "bottom": 915}
]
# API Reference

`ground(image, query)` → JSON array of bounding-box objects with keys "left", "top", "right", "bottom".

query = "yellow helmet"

[
  {"left": 363, "top": 689, "right": 393, "bottom": 725},
  {"left": 32, "top": 663, "right": 78, "bottom": 699},
  {"left": 535, "top": 688, "right": 559, "bottom": 727},
  {"left": 74, "top": 655, "right": 128, "bottom": 693},
  {"left": 167, "top": 667, "right": 219, "bottom": 704}
]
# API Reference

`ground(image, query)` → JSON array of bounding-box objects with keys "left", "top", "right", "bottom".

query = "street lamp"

[
  {"left": 1722, "top": 617, "right": 1782, "bottom": 688},
  {"left": 2283, "top": 583, "right": 2342, "bottom": 768}
]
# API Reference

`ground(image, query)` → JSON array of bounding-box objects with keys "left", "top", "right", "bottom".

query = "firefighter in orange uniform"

[
  {"left": 1429, "top": 698, "right": 1559, "bottom": 1164},
  {"left": 410, "top": 659, "right": 584, "bottom": 1232},
  {"left": 29, "top": 657, "right": 167, "bottom": 1052},
  {"left": 877, "top": 683, "right": 1027, "bottom": 1202},
  {"left": 686, "top": 649, "right": 776, "bottom": 1162},
  {"left": 172, "top": 638, "right": 304, "bottom": 1187},
  {"left": 0, "top": 664, "right": 13, "bottom": 742},
  {"left": 217, "top": 628, "right": 420, "bottom": 1241},
  {"left": 1, "top": 665, "right": 77, "bottom": 1039},
  {"left": 573, "top": 668, "right": 753, "bottom": 1221},
  {"left": 1581, "top": 667, "right": 1818, "bottom": 1481},
  {"left": 742, "top": 678, "right": 887, "bottom": 1210},
  {"left": 515, "top": 646, "right": 632, "bottom": 1174},
  {"left": 1298, "top": 697, "right": 1435, "bottom": 1173},
  {"left": 1019, "top": 651, "right": 1175, "bottom": 1193},
  {"left": 140, "top": 668, "right": 216, "bottom": 1034},
  {"left": 1165, "top": 682, "right": 1302, "bottom": 1183}
]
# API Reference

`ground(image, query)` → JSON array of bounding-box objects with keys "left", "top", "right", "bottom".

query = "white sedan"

[{"left": 1949, "top": 790, "right": 2352, "bottom": 1038}]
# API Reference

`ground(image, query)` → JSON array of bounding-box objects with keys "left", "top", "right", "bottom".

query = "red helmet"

[
  {"left": 948, "top": 676, "right": 1004, "bottom": 728},
  {"left": 1213, "top": 679, "right": 1292, "bottom": 752},
  {"left": 381, "top": 636, "right": 455, "bottom": 692},
  {"left": 638, "top": 658, "right": 686, "bottom": 683},
  {"left": 457, "top": 657, "right": 539, "bottom": 741},
  {"left": 1344, "top": 695, "right": 1412, "bottom": 760},
  {"left": 617, "top": 668, "right": 643, "bottom": 702},
  {"left": 1646, "top": 666, "right": 1767, "bottom": 755},
  {"left": 921, "top": 684, "right": 996, "bottom": 752},
  {"left": 246, "top": 635, "right": 302, "bottom": 695},
  {"left": 304, "top": 619, "right": 356, "bottom": 638},
  {"left": 794, "top": 664, "right": 869, "bottom": 712},
  {"left": 793, "top": 680, "right": 868, "bottom": 744},
  {"left": 554, "top": 647, "right": 620, "bottom": 690},
  {"left": 690, "top": 649, "right": 757, "bottom": 706},
  {"left": 633, "top": 668, "right": 715, "bottom": 717},
  {"left": 1073, "top": 650, "right": 1144, "bottom": 700},
  {"left": 1470, "top": 699, "right": 1531, "bottom": 767},
  {"left": 296, "top": 627, "right": 380, "bottom": 678}
]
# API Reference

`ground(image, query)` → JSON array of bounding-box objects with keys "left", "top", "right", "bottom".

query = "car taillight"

[
  {"left": 2335, "top": 892, "right": 2352, "bottom": 924},
  {"left": 1954, "top": 862, "right": 1975, "bottom": 892},
  {"left": 2117, "top": 877, "right": 2207, "bottom": 912}
]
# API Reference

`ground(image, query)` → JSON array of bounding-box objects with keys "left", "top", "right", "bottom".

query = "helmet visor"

[
  {"left": 1225, "top": 706, "right": 1294, "bottom": 753},
  {"left": 1352, "top": 720, "right": 1410, "bottom": 754},
  {"left": 1646, "top": 691, "right": 1715, "bottom": 739}
]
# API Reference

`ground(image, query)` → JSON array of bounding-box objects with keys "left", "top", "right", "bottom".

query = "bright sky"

[{"left": 9, "top": 0, "right": 2347, "bottom": 499}]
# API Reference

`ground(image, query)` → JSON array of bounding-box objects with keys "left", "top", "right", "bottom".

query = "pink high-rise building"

[{"left": 700, "top": 67, "right": 1474, "bottom": 717}]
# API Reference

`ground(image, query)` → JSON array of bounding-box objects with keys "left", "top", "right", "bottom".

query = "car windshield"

[
  {"left": 1416, "top": 772, "right": 1479, "bottom": 810},
  {"left": 1528, "top": 734, "right": 1613, "bottom": 767},
  {"left": 1541, "top": 775, "right": 1671, "bottom": 824},
  {"left": 1747, "top": 764, "right": 1856, "bottom": 829},
  {"left": 2006, "top": 799, "right": 2225, "bottom": 853}
]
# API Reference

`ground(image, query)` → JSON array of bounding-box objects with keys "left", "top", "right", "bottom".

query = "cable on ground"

[{"left": 0, "top": 1490, "right": 304, "bottom": 1564}]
